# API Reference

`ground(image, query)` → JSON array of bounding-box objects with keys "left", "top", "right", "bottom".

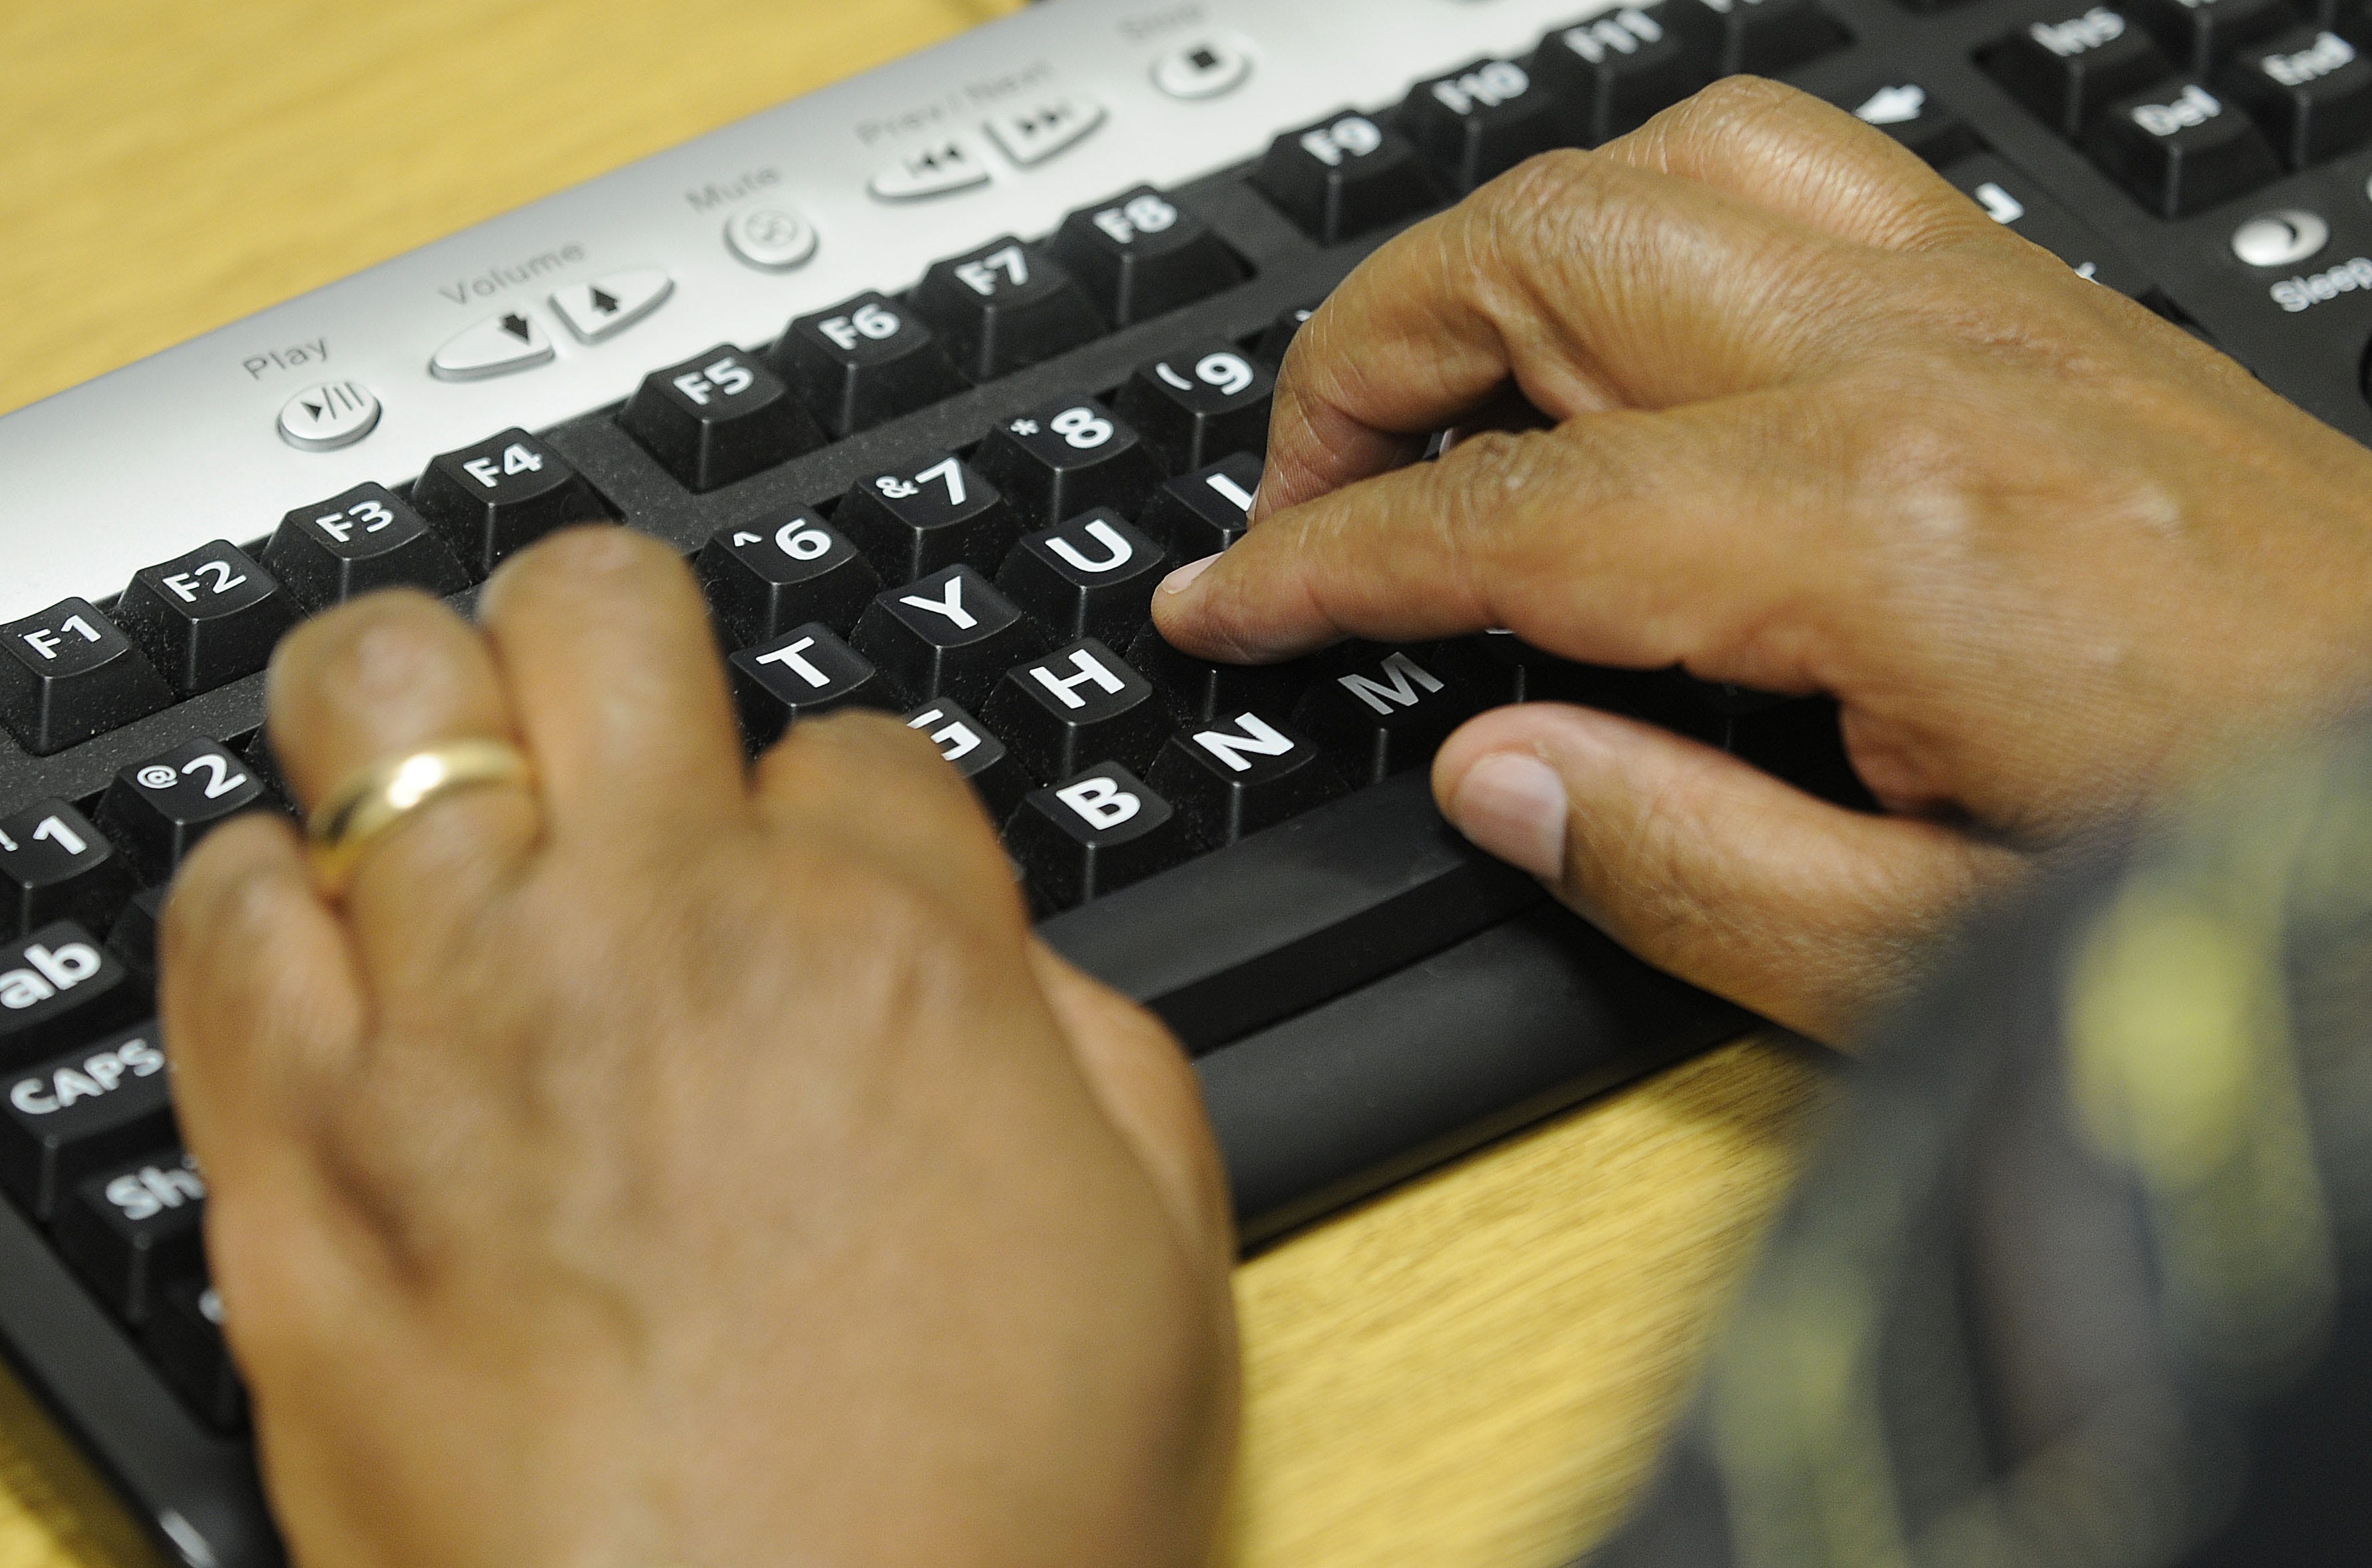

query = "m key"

[
  {"left": 1294, "top": 646, "right": 1482, "bottom": 784},
  {"left": 619, "top": 345, "right": 824, "bottom": 492},
  {"left": 411, "top": 428, "right": 612, "bottom": 574}
]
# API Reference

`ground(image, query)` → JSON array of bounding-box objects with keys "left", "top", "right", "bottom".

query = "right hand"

[{"left": 1156, "top": 77, "right": 2372, "bottom": 1044}]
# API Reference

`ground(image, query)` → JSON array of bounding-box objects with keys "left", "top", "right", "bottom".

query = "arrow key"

[
  {"left": 550, "top": 268, "right": 673, "bottom": 344},
  {"left": 430, "top": 310, "right": 554, "bottom": 381},
  {"left": 1826, "top": 81, "right": 1981, "bottom": 165}
]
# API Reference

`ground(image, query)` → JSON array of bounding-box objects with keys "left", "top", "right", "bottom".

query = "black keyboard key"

[
  {"left": 908, "top": 237, "right": 1105, "bottom": 381},
  {"left": 261, "top": 483, "right": 471, "bottom": 612},
  {"left": 1825, "top": 81, "right": 1982, "bottom": 164},
  {"left": 1141, "top": 453, "right": 1264, "bottom": 559},
  {"left": 1, "top": 1022, "right": 174, "bottom": 1221},
  {"left": 1427, "top": 630, "right": 1595, "bottom": 705},
  {"left": 1531, "top": 8, "right": 1709, "bottom": 145},
  {"left": 55, "top": 1148, "right": 206, "bottom": 1323},
  {"left": 694, "top": 510, "right": 881, "bottom": 645},
  {"left": 0, "top": 922, "right": 142, "bottom": 1068},
  {"left": 112, "top": 542, "right": 297, "bottom": 699},
  {"left": 1114, "top": 342, "right": 1275, "bottom": 473},
  {"left": 105, "top": 887, "right": 166, "bottom": 982},
  {"left": 835, "top": 451, "right": 1018, "bottom": 581},
  {"left": 984, "top": 639, "right": 1169, "bottom": 778},
  {"left": 1008, "top": 763, "right": 1195, "bottom": 911},
  {"left": 906, "top": 700, "right": 1033, "bottom": 823},
  {"left": 973, "top": 398, "right": 1163, "bottom": 528},
  {"left": 94, "top": 739, "right": 267, "bottom": 882},
  {"left": 2133, "top": 0, "right": 2299, "bottom": 73},
  {"left": 148, "top": 1279, "right": 245, "bottom": 1433},
  {"left": 1253, "top": 110, "right": 1442, "bottom": 244},
  {"left": 853, "top": 566, "right": 1043, "bottom": 706},
  {"left": 1127, "top": 623, "right": 1310, "bottom": 726},
  {"left": 411, "top": 428, "right": 612, "bottom": 576},
  {"left": 0, "top": 803, "right": 132, "bottom": 940},
  {"left": 1149, "top": 710, "right": 1346, "bottom": 844},
  {"left": 1037, "top": 771, "right": 1540, "bottom": 1050},
  {"left": 1255, "top": 303, "right": 1317, "bottom": 366},
  {"left": 1399, "top": 56, "right": 1565, "bottom": 192},
  {"left": 1987, "top": 7, "right": 2175, "bottom": 137},
  {"left": 1943, "top": 154, "right": 2158, "bottom": 296},
  {"left": 2087, "top": 81, "right": 2282, "bottom": 212},
  {"left": 1292, "top": 646, "right": 1482, "bottom": 784},
  {"left": 2221, "top": 27, "right": 2372, "bottom": 164},
  {"left": 0, "top": 598, "right": 173, "bottom": 757},
  {"left": 1666, "top": 0, "right": 1850, "bottom": 74},
  {"left": 620, "top": 345, "right": 821, "bottom": 493},
  {"left": 727, "top": 625, "right": 898, "bottom": 747},
  {"left": 771, "top": 290, "right": 968, "bottom": 436},
  {"left": 1050, "top": 187, "right": 1247, "bottom": 326},
  {"left": 996, "top": 510, "right": 1170, "bottom": 646}
]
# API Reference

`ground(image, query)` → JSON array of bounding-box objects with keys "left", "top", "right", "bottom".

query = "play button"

[{"left": 276, "top": 380, "right": 380, "bottom": 452}]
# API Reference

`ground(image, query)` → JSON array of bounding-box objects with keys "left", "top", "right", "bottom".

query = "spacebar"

[{"left": 1036, "top": 771, "right": 1541, "bottom": 1053}]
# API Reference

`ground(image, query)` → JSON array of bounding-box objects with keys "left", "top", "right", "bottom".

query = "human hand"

[
  {"left": 161, "top": 527, "right": 1237, "bottom": 1568},
  {"left": 1155, "top": 77, "right": 2372, "bottom": 1044}
]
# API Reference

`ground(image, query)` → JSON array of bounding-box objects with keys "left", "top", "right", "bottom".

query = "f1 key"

[{"left": 0, "top": 599, "right": 172, "bottom": 757}]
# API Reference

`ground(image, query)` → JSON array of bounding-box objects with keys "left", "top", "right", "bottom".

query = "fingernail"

[
  {"left": 1447, "top": 753, "right": 1569, "bottom": 882},
  {"left": 1160, "top": 554, "right": 1220, "bottom": 596}
]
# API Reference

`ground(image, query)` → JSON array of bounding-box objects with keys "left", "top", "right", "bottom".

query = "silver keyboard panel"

[{"left": 0, "top": 0, "right": 1611, "bottom": 624}]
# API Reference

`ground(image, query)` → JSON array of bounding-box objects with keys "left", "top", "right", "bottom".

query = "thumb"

[{"left": 1432, "top": 703, "right": 2023, "bottom": 1046}]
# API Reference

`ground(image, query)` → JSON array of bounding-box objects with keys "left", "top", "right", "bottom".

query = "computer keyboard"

[{"left": 8, "top": 0, "right": 2372, "bottom": 1557}]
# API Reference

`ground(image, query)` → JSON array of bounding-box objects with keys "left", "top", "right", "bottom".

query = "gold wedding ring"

[{"left": 307, "top": 739, "right": 534, "bottom": 896}]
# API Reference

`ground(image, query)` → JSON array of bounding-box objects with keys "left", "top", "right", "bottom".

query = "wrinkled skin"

[
  {"left": 162, "top": 75, "right": 2372, "bottom": 1568},
  {"left": 1157, "top": 78, "right": 2372, "bottom": 1044}
]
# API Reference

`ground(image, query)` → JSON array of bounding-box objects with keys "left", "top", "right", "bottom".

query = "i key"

[
  {"left": 837, "top": 451, "right": 1018, "bottom": 580},
  {"left": 0, "top": 922, "right": 143, "bottom": 1068},
  {"left": 1141, "top": 453, "right": 1263, "bottom": 558},
  {"left": 411, "top": 428, "right": 612, "bottom": 575},
  {"left": 984, "top": 638, "right": 1171, "bottom": 779},
  {"left": 1006, "top": 763, "right": 1195, "bottom": 912},
  {"left": 908, "top": 236, "right": 1105, "bottom": 381},
  {"left": 1399, "top": 57, "right": 1565, "bottom": 192},
  {"left": 1531, "top": 9, "right": 1709, "bottom": 146},
  {"left": 853, "top": 566, "right": 1044, "bottom": 707},
  {"left": 1293, "top": 646, "right": 1483, "bottom": 784},
  {"left": 996, "top": 510, "right": 1170, "bottom": 646},
  {"left": 114, "top": 542, "right": 299, "bottom": 697},
  {"left": 0, "top": 599, "right": 172, "bottom": 757},
  {"left": 55, "top": 1147, "right": 206, "bottom": 1323},
  {"left": 1115, "top": 341, "right": 1275, "bottom": 473},
  {"left": 0, "top": 801, "right": 132, "bottom": 940},
  {"left": 262, "top": 483, "right": 473, "bottom": 610},
  {"left": 974, "top": 398, "right": 1163, "bottom": 528},
  {"left": 619, "top": 345, "right": 823, "bottom": 492},
  {"left": 695, "top": 510, "right": 881, "bottom": 645},
  {"left": 1149, "top": 710, "right": 1346, "bottom": 845},
  {"left": 905, "top": 699, "right": 1034, "bottom": 823},
  {"left": 771, "top": 290, "right": 968, "bottom": 436},
  {"left": 95, "top": 738, "right": 266, "bottom": 882},
  {"left": 1253, "top": 110, "right": 1442, "bottom": 244},
  {"left": 1050, "top": 186, "right": 1247, "bottom": 326},
  {"left": 0, "top": 1021, "right": 175, "bottom": 1222},
  {"left": 727, "top": 624, "right": 897, "bottom": 747}
]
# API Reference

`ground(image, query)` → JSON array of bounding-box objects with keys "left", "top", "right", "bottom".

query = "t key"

[
  {"left": 908, "top": 237, "right": 1105, "bottom": 381},
  {"left": 114, "top": 542, "right": 299, "bottom": 697},
  {"left": 727, "top": 624, "right": 897, "bottom": 747},
  {"left": 1050, "top": 186, "right": 1247, "bottom": 326},
  {"left": 974, "top": 398, "right": 1162, "bottom": 528},
  {"left": 853, "top": 566, "right": 1044, "bottom": 707},
  {"left": 985, "top": 638, "right": 1170, "bottom": 778},
  {"left": 1007, "top": 763, "right": 1194, "bottom": 912},
  {"left": 1141, "top": 453, "right": 1263, "bottom": 558},
  {"left": 1399, "top": 57, "right": 1565, "bottom": 192},
  {"left": 95, "top": 738, "right": 268, "bottom": 882},
  {"left": 695, "top": 510, "right": 881, "bottom": 644},
  {"left": 619, "top": 345, "right": 823, "bottom": 492},
  {"left": 262, "top": 483, "right": 472, "bottom": 610},
  {"left": 1149, "top": 709, "right": 1346, "bottom": 844},
  {"left": 0, "top": 802, "right": 132, "bottom": 940},
  {"left": 411, "top": 428, "right": 612, "bottom": 575},
  {"left": 996, "top": 510, "right": 1170, "bottom": 646},
  {"left": 772, "top": 290, "right": 968, "bottom": 436},
  {"left": 0, "top": 599, "right": 171, "bottom": 757},
  {"left": 1254, "top": 110, "right": 1442, "bottom": 244},
  {"left": 1115, "top": 342, "right": 1275, "bottom": 473},
  {"left": 837, "top": 451, "right": 1018, "bottom": 581}
]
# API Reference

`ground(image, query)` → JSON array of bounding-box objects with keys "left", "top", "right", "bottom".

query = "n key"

[
  {"left": 1149, "top": 710, "right": 1345, "bottom": 844},
  {"left": 1115, "top": 342, "right": 1275, "bottom": 473},
  {"left": 695, "top": 510, "right": 881, "bottom": 645},
  {"left": 1254, "top": 110, "right": 1441, "bottom": 244},
  {"left": 0, "top": 599, "right": 171, "bottom": 757},
  {"left": 619, "top": 345, "right": 823, "bottom": 492},
  {"left": 771, "top": 290, "right": 968, "bottom": 435},
  {"left": 95, "top": 738, "right": 268, "bottom": 882},
  {"left": 262, "top": 483, "right": 472, "bottom": 610},
  {"left": 1050, "top": 186, "right": 1246, "bottom": 326},
  {"left": 0, "top": 802, "right": 132, "bottom": 941},
  {"left": 908, "top": 237, "right": 1105, "bottom": 381},
  {"left": 1399, "top": 57, "right": 1564, "bottom": 192},
  {"left": 113, "top": 542, "right": 299, "bottom": 697},
  {"left": 411, "top": 428, "right": 612, "bottom": 574}
]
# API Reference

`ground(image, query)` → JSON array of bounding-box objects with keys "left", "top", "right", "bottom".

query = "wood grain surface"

[{"left": 0, "top": 5, "right": 1832, "bottom": 1564}]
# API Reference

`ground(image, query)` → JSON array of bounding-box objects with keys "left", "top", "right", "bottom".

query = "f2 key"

[
  {"left": 411, "top": 429, "right": 612, "bottom": 575},
  {"left": 114, "top": 542, "right": 299, "bottom": 697}
]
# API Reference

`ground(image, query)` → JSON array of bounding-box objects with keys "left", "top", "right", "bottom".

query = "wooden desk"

[{"left": 0, "top": 6, "right": 1831, "bottom": 1563}]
